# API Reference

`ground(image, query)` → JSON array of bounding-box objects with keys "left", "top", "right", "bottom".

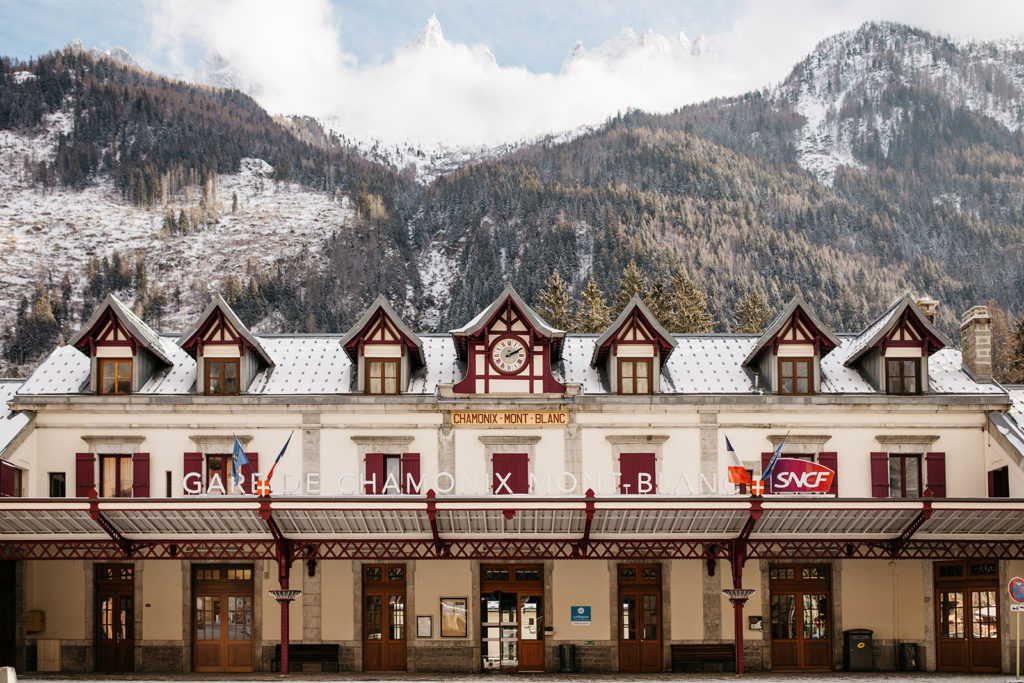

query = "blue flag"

[
  {"left": 761, "top": 432, "right": 789, "bottom": 481},
  {"left": 231, "top": 436, "right": 249, "bottom": 488}
]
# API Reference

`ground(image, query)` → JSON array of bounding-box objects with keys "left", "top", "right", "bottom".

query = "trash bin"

[
  {"left": 843, "top": 629, "right": 873, "bottom": 671},
  {"left": 558, "top": 643, "right": 577, "bottom": 672},
  {"left": 897, "top": 642, "right": 919, "bottom": 671}
]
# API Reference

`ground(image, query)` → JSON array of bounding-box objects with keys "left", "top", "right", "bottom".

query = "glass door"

[
  {"left": 935, "top": 561, "right": 1000, "bottom": 672},
  {"left": 362, "top": 564, "right": 407, "bottom": 671},
  {"left": 768, "top": 565, "right": 831, "bottom": 671},
  {"left": 192, "top": 565, "right": 254, "bottom": 673},
  {"left": 96, "top": 564, "right": 134, "bottom": 672},
  {"left": 481, "top": 592, "right": 519, "bottom": 670},
  {"left": 618, "top": 564, "right": 662, "bottom": 672},
  {"left": 480, "top": 565, "right": 545, "bottom": 672}
]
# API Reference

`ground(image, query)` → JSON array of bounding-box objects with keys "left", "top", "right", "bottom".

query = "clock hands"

[{"left": 501, "top": 347, "right": 522, "bottom": 362}]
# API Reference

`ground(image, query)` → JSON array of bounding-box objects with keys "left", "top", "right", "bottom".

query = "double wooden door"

[
  {"left": 618, "top": 564, "right": 662, "bottom": 672},
  {"left": 192, "top": 565, "right": 254, "bottom": 672},
  {"left": 0, "top": 562, "right": 14, "bottom": 668},
  {"left": 363, "top": 564, "right": 407, "bottom": 671},
  {"left": 95, "top": 564, "right": 134, "bottom": 672},
  {"left": 769, "top": 564, "right": 832, "bottom": 670},
  {"left": 480, "top": 565, "right": 544, "bottom": 671},
  {"left": 935, "top": 561, "right": 1000, "bottom": 672}
]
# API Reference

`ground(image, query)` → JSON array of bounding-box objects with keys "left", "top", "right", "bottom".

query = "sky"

[{"left": 3, "top": 0, "right": 1024, "bottom": 147}]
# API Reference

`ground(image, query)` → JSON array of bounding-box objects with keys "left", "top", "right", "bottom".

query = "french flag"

[{"left": 725, "top": 436, "right": 752, "bottom": 485}]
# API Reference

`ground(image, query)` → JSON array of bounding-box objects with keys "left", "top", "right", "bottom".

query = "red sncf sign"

[{"left": 770, "top": 458, "right": 835, "bottom": 494}]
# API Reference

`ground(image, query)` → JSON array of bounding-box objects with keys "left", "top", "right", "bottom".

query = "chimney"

[
  {"left": 916, "top": 296, "right": 939, "bottom": 324},
  {"left": 960, "top": 305, "right": 993, "bottom": 382}
]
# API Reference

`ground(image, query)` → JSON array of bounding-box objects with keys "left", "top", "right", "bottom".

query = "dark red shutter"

[
  {"left": 0, "top": 461, "right": 14, "bottom": 497},
  {"left": 183, "top": 452, "right": 203, "bottom": 495},
  {"left": 493, "top": 453, "right": 528, "bottom": 494},
  {"left": 132, "top": 453, "right": 150, "bottom": 498},
  {"left": 76, "top": 452, "right": 96, "bottom": 497},
  {"left": 761, "top": 452, "right": 774, "bottom": 494},
  {"left": 365, "top": 453, "right": 384, "bottom": 494},
  {"left": 401, "top": 453, "right": 421, "bottom": 494},
  {"left": 818, "top": 452, "right": 838, "bottom": 496},
  {"left": 870, "top": 452, "right": 889, "bottom": 498},
  {"left": 926, "top": 452, "right": 946, "bottom": 498},
  {"left": 620, "top": 453, "right": 656, "bottom": 494},
  {"left": 243, "top": 453, "right": 258, "bottom": 494}
]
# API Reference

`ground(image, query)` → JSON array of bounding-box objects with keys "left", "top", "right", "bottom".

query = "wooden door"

[
  {"left": 0, "top": 562, "right": 14, "bottom": 667},
  {"left": 936, "top": 561, "right": 1000, "bottom": 672},
  {"left": 480, "top": 565, "right": 544, "bottom": 672},
  {"left": 95, "top": 564, "right": 134, "bottom": 672},
  {"left": 769, "top": 565, "right": 831, "bottom": 671},
  {"left": 192, "top": 565, "right": 254, "bottom": 673},
  {"left": 362, "top": 564, "right": 406, "bottom": 671},
  {"left": 618, "top": 564, "right": 662, "bottom": 672}
]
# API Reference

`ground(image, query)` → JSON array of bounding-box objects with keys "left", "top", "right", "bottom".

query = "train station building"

[{"left": 1, "top": 286, "right": 1022, "bottom": 674}]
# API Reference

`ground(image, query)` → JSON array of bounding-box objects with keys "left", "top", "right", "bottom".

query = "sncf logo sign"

[{"left": 770, "top": 458, "right": 835, "bottom": 494}]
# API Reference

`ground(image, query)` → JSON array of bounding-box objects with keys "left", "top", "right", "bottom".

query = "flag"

[
  {"left": 725, "top": 436, "right": 752, "bottom": 484},
  {"left": 230, "top": 436, "right": 249, "bottom": 488},
  {"left": 761, "top": 432, "right": 790, "bottom": 481},
  {"left": 265, "top": 431, "right": 294, "bottom": 483}
]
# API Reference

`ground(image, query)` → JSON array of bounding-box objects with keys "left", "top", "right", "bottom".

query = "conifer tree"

[
  {"left": 667, "top": 271, "right": 714, "bottom": 333},
  {"left": 646, "top": 279, "right": 669, "bottom": 324},
  {"left": 577, "top": 277, "right": 612, "bottom": 333},
  {"left": 613, "top": 259, "right": 650, "bottom": 313},
  {"left": 1009, "top": 314, "right": 1024, "bottom": 384},
  {"left": 733, "top": 287, "right": 770, "bottom": 333},
  {"left": 535, "top": 269, "right": 575, "bottom": 331}
]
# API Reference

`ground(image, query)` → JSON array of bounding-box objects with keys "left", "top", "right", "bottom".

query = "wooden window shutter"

[
  {"left": 401, "top": 453, "right": 421, "bottom": 494},
  {"left": 818, "top": 452, "right": 838, "bottom": 496},
  {"left": 0, "top": 461, "right": 14, "bottom": 497},
  {"left": 619, "top": 453, "right": 656, "bottom": 494},
  {"left": 870, "top": 452, "right": 889, "bottom": 498},
  {"left": 365, "top": 453, "right": 384, "bottom": 494},
  {"left": 761, "top": 452, "right": 774, "bottom": 494},
  {"left": 183, "top": 452, "right": 203, "bottom": 495},
  {"left": 132, "top": 453, "right": 150, "bottom": 498},
  {"left": 925, "top": 452, "right": 946, "bottom": 498},
  {"left": 509, "top": 453, "right": 528, "bottom": 494},
  {"left": 76, "top": 452, "right": 96, "bottom": 497},
  {"left": 493, "top": 453, "right": 528, "bottom": 494},
  {"left": 243, "top": 453, "right": 258, "bottom": 494}
]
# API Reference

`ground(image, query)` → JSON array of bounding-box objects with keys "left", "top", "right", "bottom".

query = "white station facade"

[{"left": 1, "top": 286, "right": 1023, "bottom": 674}]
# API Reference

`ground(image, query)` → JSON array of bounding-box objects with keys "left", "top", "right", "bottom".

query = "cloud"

[{"left": 142, "top": 0, "right": 1024, "bottom": 148}]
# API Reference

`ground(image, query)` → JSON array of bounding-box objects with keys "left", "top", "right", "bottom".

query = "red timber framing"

[
  {"left": 179, "top": 307, "right": 251, "bottom": 358},
  {"left": 879, "top": 307, "right": 944, "bottom": 356},
  {"left": 592, "top": 304, "right": 674, "bottom": 367},
  {"left": 342, "top": 308, "right": 421, "bottom": 363},
  {"left": 73, "top": 307, "right": 138, "bottom": 357},
  {"left": 771, "top": 307, "right": 837, "bottom": 358}
]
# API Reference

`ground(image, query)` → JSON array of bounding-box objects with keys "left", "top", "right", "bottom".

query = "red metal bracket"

[
  {"left": 89, "top": 497, "right": 135, "bottom": 557},
  {"left": 888, "top": 500, "right": 932, "bottom": 558},
  {"left": 572, "top": 488, "right": 596, "bottom": 558},
  {"left": 426, "top": 490, "right": 449, "bottom": 557},
  {"left": 260, "top": 499, "right": 293, "bottom": 584}
]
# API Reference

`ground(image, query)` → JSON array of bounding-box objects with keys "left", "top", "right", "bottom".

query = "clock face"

[{"left": 490, "top": 336, "right": 528, "bottom": 374}]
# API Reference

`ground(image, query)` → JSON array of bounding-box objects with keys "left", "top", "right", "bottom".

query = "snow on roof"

[
  {"left": 14, "top": 330, "right": 1004, "bottom": 398},
  {"left": 68, "top": 294, "right": 175, "bottom": 366},
  {"left": 0, "top": 379, "right": 31, "bottom": 455},
  {"left": 843, "top": 295, "right": 951, "bottom": 367},
  {"left": 990, "top": 386, "right": 1024, "bottom": 464},
  {"left": 743, "top": 295, "right": 840, "bottom": 367},
  {"left": 177, "top": 295, "right": 275, "bottom": 368}
]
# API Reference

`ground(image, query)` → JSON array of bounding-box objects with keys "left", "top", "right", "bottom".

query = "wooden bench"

[
  {"left": 271, "top": 644, "right": 339, "bottom": 672},
  {"left": 671, "top": 643, "right": 736, "bottom": 672}
]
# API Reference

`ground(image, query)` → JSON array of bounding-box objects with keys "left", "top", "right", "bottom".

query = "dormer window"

[
  {"left": 592, "top": 296, "right": 675, "bottom": 396},
  {"left": 367, "top": 358, "right": 399, "bottom": 395},
  {"left": 618, "top": 358, "right": 652, "bottom": 395},
  {"left": 99, "top": 358, "right": 132, "bottom": 395},
  {"left": 886, "top": 358, "right": 920, "bottom": 395},
  {"left": 342, "top": 296, "right": 426, "bottom": 397},
  {"left": 206, "top": 359, "right": 239, "bottom": 396},
  {"left": 779, "top": 358, "right": 812, "bottom": 395}
]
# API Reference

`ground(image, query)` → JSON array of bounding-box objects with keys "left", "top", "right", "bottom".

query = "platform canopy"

[{"left": 0, "top": 496, "right": 1021, "bottom": 561}]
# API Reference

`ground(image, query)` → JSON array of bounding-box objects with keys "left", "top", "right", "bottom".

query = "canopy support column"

[
  {"left": 727, "top": 500, "right": 762, "bottom": 675},
  {"left": 261, "top": 500, "right": 296, "bottom": 674}
]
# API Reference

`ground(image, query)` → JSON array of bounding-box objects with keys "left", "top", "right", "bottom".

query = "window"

[
  {"left": 779, "top": 358, "right": 812, "bottom": 395},
  {"left": 0, "top": 461, "right": 22, "bottom": 497},
  {"left": 886, "top": 358, "right": 920, "bottom": 394},
  {"left": 100, "top": 454, "right": 132, "bottom": 498},
  {"left": 889, "top": 454, "right": 922, "bottom": 497},
  {"left": 619, "top": 453, "right": 656, "bottom": 494},
  {"left": 492, "top": 453, "right": 528, "bottom": 494},
  {"left": 989, "top": 467, "right": 1009, "bottom": 498},
  {"left": 365, "top": 453, "right": 420, "bottom": 494},
  {"left": 366, "top": 358, "right": 400, "bottom": 395},
  {"left": 205, "top": 454, "right": 242, "bottom": 494},
  {"left": 99, "top": 359, "right": 132, "bottom": 395},
  {"left": 618, "top": 358, "right": 652, "bottom": 395},
  {"left": 49, "top": 472, "right": 66, "bottom": 497},
  {"left": 205, "top": 359, "right": 239, "bottom": 395}
]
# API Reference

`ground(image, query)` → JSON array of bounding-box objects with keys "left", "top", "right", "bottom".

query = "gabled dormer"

[
  {"left": 591, "top": 296, "right": 675, "bottom": 394},
  {"left": 177, "top": 296, "right": 274, "bottom": 395},
  {"left": 742, "top": 295, "right": 839, "bottom": 395},
  {"left": 340, "top": 295, "right": 424, "bottom": 395},
  {"left": 845, "top": 295, "right": 948, "bottom": 394},
  {"left": 450, "top": 285, "right": 565, "bottom": 395},
  {"left": 69, "top": 294, "right": 173, "bottom": 395}
]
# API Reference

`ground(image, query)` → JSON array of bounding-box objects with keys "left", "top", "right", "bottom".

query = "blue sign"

[
  {"left": 1009, "top": 577, "right": 1024, "bottom": 603},
  {"left": 571, "top": 605, "right": 591, "bottom": 625}
]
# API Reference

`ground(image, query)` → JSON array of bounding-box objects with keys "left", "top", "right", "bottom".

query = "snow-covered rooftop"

[{"left": 0, "top": 379, "right": 31, "bottom": 454}]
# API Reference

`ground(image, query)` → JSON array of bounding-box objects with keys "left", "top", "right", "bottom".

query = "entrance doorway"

[
  {"left": 935, "top": 560, "right": 1000, "bottom": 672},
  {"left": 769, "top": 564, "right": 832, "bottom": 670},
  {"left": 618, "top": 564, "right": 662, "bottom": 672},
  {"left": 95, "top": 564, "right": 134, "bottom": 672},
  {"left": 1, "top": 562, "right": 15, "bottom": 667},
  {"left": 192, "top": 565, "right": 254, "bottom": 672},
  {"left": 362, "top": 564, "right": 407, "bottom": 671},
  {"left": 480, "top": 564, "right": 544, "bottom": 671}
]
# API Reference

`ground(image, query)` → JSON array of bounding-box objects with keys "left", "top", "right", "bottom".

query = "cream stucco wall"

[
  {"left": 414, "top": 560, "right": 473, "bottom": 640},
  {"left": 551, "top": 561, "right": 610, "bottom": 640},
  {"left": 842, "top": 560, "right": 926, "bottom": 640},
  {"left": 26, "top": 560, "right": 86, "bottom": 639},
  {"left": 142, "top": 560, "right": 183, "bottom": 640},
  {"left": 261, "top": 561, "right": 304, "bottom": 642},
  {"left": 321, "top": 560, "right": 355, "bottom": 641},
  {"left": 671, "top": 560, "right": 704, "bottom": 640}
]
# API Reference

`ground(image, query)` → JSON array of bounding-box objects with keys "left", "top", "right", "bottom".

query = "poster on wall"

[
  {"left": 571, "top": 605, "right": 591, "bottom": 626},
  {"left": 441, "top": 597, "right": 467, "bottom": 637}
]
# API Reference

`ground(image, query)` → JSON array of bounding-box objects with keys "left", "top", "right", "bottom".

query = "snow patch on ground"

[{"left": 417, "top": 241, "right": 457, "bottom": 329}]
